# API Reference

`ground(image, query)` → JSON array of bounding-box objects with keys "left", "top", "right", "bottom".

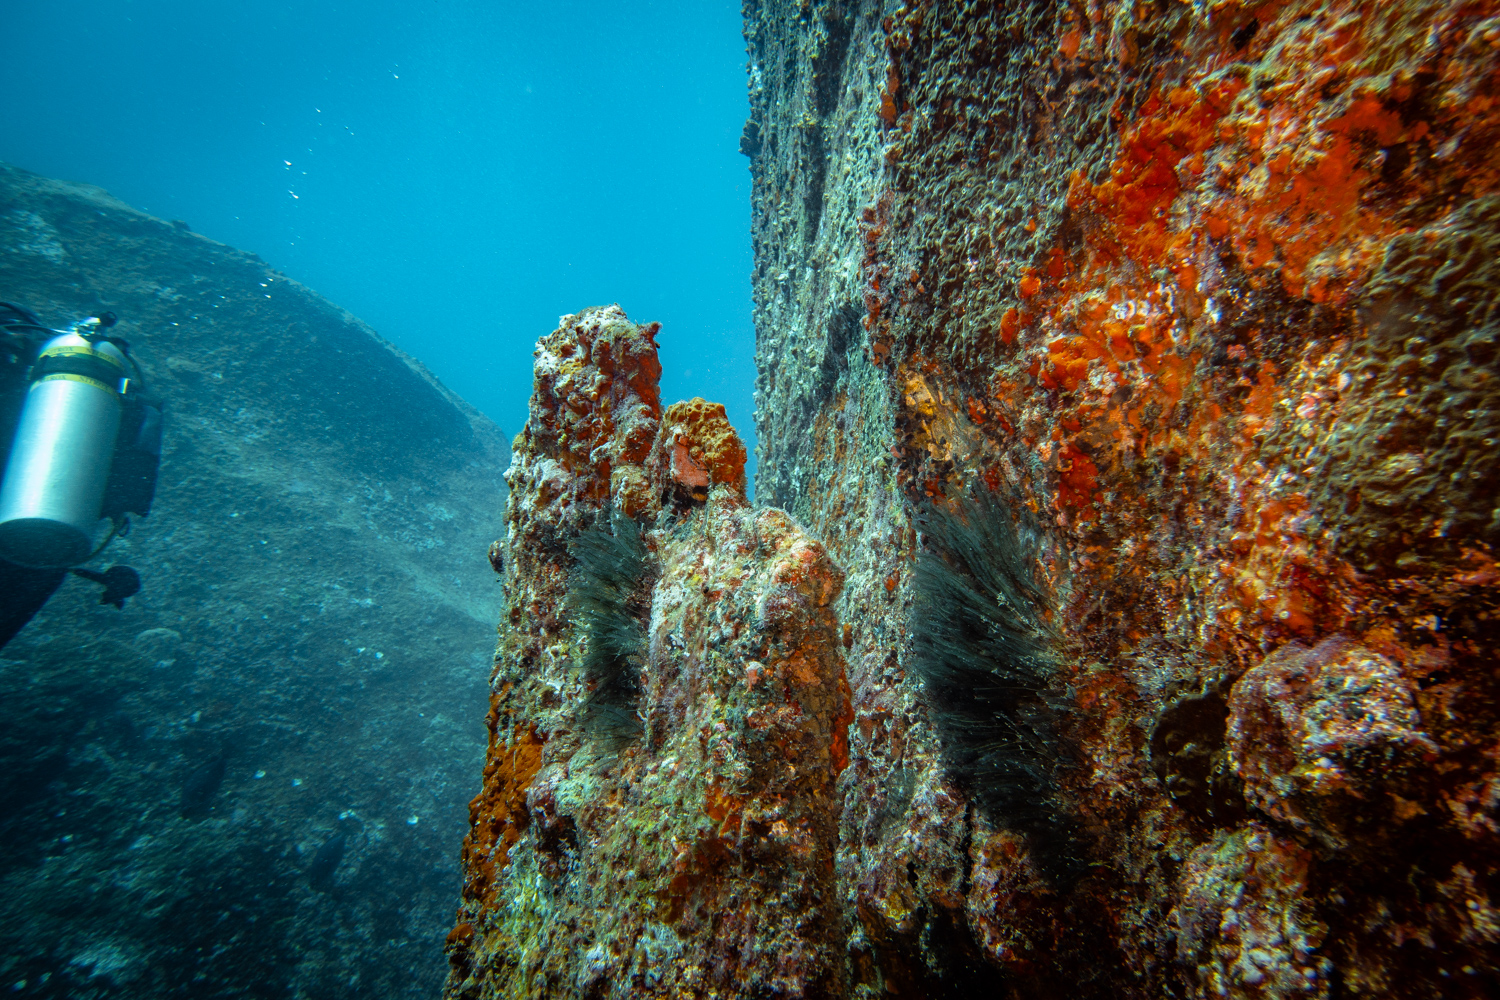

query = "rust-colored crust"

[{"left": 748, "top": 0, "right": 1500, "bottom": 996}]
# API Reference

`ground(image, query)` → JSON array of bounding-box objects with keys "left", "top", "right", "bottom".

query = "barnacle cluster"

[{"left": 1315, "top": 196, "right": 1500, "bottom": 569}]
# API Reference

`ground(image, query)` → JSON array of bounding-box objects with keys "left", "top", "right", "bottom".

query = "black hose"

[
  {"left": 0, "top": 301, "right": 45, "bottom": 328},
  {"left": 0, "top": 302, "right": 57, "bottom": 360}
]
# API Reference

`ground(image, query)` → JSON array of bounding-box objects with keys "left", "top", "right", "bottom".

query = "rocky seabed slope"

[{"left": 1, "top": 162, "right": 507, "bottom": 1000}]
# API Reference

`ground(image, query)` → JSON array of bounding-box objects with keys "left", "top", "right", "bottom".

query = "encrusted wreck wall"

[
  {"left": 743, "top": 1, "right": 1500, "bottom": 998},
  {"left": 450, "top": 2, "right": 1500, "bottom": 997}
]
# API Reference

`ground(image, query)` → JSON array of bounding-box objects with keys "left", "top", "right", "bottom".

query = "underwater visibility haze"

[
  {"left": 0, "top": 0, "right": 755, "bottom": 464},
  {"left": 0, "top": 1, "right": 750, "bottom": 998},
  {"left": 7, "top": 1, "right": 1500, "bottom": 999}
]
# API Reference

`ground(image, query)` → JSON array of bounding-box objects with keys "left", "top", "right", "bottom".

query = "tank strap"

[{"left": 31, "top": 349, "right": 126, "bottom": 391}]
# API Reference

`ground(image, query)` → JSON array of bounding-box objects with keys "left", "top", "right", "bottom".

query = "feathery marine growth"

[
  {"left": 565, "top": 509, "right": 654, "bottom": 748},
  {"left": 910, "top": 487, "right": 1082, "bottom": 882}
]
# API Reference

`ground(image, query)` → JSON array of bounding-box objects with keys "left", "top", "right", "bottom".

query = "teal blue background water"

[{"left": 0, "top": 0, "right": 755, "bottom": 481}]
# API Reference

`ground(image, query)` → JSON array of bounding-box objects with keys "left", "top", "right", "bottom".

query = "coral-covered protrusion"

[
  {"left": 511, "top": 305, "right": 663, "bottom": 528},
  {"left": 447, "top": 305, "right": 664, "bottom": 999},
  {"left": 652, "top": 397, "right": 749, "bottom": 503},
  {"left": 1175, "top": 824, "right": 1328, "bottom": 998},
  {"left": 1229, "top": 638, "right": 1439, "bottom": 850},
  {"left": 447, "top": 307, "right": 849, "bottom": 999}
]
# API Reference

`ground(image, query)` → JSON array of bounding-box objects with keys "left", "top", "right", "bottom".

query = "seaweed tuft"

[
  {"left": 566, "top": 510, "right": 654, "bottom": 748},
  {"left": 910, "top": 487, "right": 1083, "bottom": 884}
]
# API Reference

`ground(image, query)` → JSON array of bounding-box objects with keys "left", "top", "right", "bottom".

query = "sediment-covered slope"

[{"left": 0, "top": 162, "right": 507, "bottom": 999}]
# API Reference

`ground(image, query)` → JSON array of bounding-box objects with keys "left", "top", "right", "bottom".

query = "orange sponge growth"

[
  {"left": 658, "top": 397, "right": 749, "bottom": 495},
  {"left": 460, "top": 721, "right": 544, "bottom": 909},
  {"left": 1068, "top": 80, "right": 1241, "bottom": 273}
]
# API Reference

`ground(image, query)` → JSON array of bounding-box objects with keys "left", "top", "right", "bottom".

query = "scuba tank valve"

[{"left": 0, "top": 319, "right": 130, "bottom": 567}]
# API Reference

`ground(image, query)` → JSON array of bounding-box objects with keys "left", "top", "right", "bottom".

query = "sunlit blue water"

[
  {"left": 0, "top": 0, "right": 755, "bottom": 471},
  {"left": 0, "top": 4, "right": 751, "bottom": 996}
]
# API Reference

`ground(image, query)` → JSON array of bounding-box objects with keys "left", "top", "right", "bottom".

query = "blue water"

[
  {"left": 0, "top": 6, "right": 752, "bottom": 995},
  {"left": 0, "top": 0, "right": 755, "bottom": 477}
]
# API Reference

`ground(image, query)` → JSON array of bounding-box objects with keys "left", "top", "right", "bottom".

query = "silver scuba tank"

[{"left": 0, "top": 330, "right": 128, "bottom": 567}]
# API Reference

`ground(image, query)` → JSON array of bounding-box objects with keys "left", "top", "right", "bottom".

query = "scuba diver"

[{"left": 0, "top": 301, "right": 162, "bottom": 651}]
